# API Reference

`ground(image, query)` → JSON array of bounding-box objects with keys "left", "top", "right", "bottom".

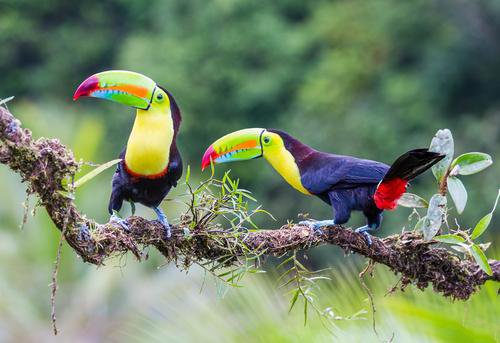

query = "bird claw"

[
  {"left": 5, "top": 121, "right": 18, "bottom": 136},
  {"left": 299, "top": 220, "right": 335, "bottom": 235},
  {"left": 355, "top": 225, "right": 374, "bottom": 245},
  {"left": 153, "top": 207, "right": 171, "bottom": 239},
  {"left": 79, "top": 224, "right": 91, "bottom": 241},
  {"left": 158, "top": 220, "right": 171, "bottom": 240},
  {"left": 110, "top": 213, "right": 130, "bottom": 232},
  {"left": 360, "top": 231, "right": 373, "bottom": 245},
  {"left": 298, "top": 220, "right": 314, "bottom": 227}
]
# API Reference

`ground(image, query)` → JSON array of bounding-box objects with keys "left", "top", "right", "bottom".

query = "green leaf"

[
  {"left": 451, "top": 245, "right": 468, "bottom": 254},
  {"left": 469, "top": 244, "right": 493, "bottom": 276},
  {"left": 429, "top": 129, "right": 454, "bottom": 181},
  {"left": 447, "top": 176, "right": 467, "bottom": 214},
  {"left": 73, "top": 159, "right": 122, "bottom": 189},
  {"left": 450, "top": 152, "right": 492, "bottom": 175},
  {"left": 57, "top": 190, "right": 75, "bottom": 200},
  {"left": 422, "top": 194, "right": 446, "bottom": 240},
  {"left": 414, "top": 216, "right": 426, "bottom": 231},
  {"left": 478, "top": 242, "right": 492, "bottom": 252},
  {"left": 471, "top": 189, "right": 500, "bottom": 239},
  {"left": 434, "top": 234, "right": 465, "bottom": 244},
  {"left": 289, "top": 289, "right": 300, "bottom": 313},
  {"left": 239, "top": 190, "right": 257, "bottom": 202},
  {"left": 398, "top": 193, "right": 428, "bottom": 208},
  {"left": 185, "top": 165, "right": 191, "bottom": 183},
  {"left": 470, "top": 213, "right": 492, "bottom": 240}
]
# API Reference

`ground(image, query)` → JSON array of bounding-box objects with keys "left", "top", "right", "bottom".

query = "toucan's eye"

[
  {"left": 263, "top": 136, "right": 271, "bottom": 144},
  {"left": 156, "top": 92, "right": 164, "bottom": 102}
]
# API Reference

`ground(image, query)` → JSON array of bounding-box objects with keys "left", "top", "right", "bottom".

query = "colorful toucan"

[
  {"left": 74, "top": 70, "right": 182, "bottom": 238},
  {"left": 202, "top": 128, "right": 443, "bottom": 243}
]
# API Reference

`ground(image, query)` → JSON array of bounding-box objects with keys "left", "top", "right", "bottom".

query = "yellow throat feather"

[
  {"left": 263, "top": 140, "right": 311, "bottom": 195},
  {"left": 125, "top": 105, "right": 173, "bottom": 176}
]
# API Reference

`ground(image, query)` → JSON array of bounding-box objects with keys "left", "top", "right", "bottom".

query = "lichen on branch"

[{"left": 0, "top": 105, "right": 498, "bottom": 300}]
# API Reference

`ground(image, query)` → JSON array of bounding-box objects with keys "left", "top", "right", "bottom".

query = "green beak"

[
  {"left": 73, "top": 70, "right": 157, "bottom": 110},
  {"left": 202, "top": 128, "right": 265, "bottom": 170}
]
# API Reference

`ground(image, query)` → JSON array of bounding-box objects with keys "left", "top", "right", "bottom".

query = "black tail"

[
  {"left": 383, "top": 148, "right": 444, "bottom": 182},
  {"left": 374, "top": 149, "right": 444, "bottom": 210}
]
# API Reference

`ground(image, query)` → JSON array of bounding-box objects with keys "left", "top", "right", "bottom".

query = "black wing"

[{"left": 299, "top": 152, "right": 389, "bottom": 195}]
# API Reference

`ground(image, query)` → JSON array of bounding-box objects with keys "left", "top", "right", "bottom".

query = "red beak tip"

[
  {"left": 201, "top": 146, "right": 216, "bottom": 171},
  {"left": 73, "top": 75, "right": 99, "bottom": 102}
]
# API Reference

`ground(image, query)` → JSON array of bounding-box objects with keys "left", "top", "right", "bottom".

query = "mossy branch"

[{"left": 0, "top": 106, "right": 498, "bottom": 300}]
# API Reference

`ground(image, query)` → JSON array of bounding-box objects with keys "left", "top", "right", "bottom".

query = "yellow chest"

[
  {"left": 264, "top": 148, "right": 311, "bottom": 195},
  {"left": 125, "top": 109, "right": 174, "bottom": 176}
]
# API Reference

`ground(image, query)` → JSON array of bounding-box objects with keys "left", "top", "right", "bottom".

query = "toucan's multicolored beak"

[
  {"left": 202, "top": 128, "right": 265, "bottom": 171},
  {"left": 73, "top": 70, "right": 157, "bottom": 110}
]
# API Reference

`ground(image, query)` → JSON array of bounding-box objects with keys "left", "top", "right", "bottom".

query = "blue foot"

[
  {"left": 5, "top": 121, "right": 18, "bottom": 135},
  {"left": 299, "top": 220, "right": 335, "bottom": 235},
  {"left": 110, "top": 213, "right": 130, "bottom": 232},
  {"left": 153, "top": 206, "right": 171, "bottom": 239},
  {"left": 79, "top": 224, "right": 91, "bottom": 241},
  {"left": 355, "top": 225, "right": 377, "bottom": 245}
]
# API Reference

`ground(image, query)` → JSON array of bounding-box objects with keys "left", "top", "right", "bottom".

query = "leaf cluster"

[{"left": 398, "top": 129, "right": 496, "bottom": 275}]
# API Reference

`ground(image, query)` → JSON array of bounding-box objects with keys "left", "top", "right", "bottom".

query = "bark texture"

[{"left": 0, "top": 106, "right": 498, "bottom": 300}]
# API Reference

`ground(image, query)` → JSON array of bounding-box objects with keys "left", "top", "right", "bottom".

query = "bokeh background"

[{"left": 0, "top": 0, "right": 499, "bottom": 341}]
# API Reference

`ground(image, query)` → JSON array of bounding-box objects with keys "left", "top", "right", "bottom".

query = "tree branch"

[{"left": 0, "top": 105, "right": 498, "bottom": 300}]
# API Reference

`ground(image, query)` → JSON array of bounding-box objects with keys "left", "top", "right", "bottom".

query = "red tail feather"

[
  {"left": 374, "top": 178, "right": 407, "bottom": 210},
  {"left": 373, "top": 149, "right": 444, "bottom": 210}
]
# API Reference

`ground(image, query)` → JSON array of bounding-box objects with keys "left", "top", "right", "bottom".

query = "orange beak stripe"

[
  {"left": 102, "top": 85, "right": 150, "bottom": 98},
  {"left": 222, "top": 140, "right": 259, "bottom": 154}
]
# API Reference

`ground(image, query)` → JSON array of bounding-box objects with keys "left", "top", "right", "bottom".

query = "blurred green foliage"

[{"left": 0, "top": 0, "right": 499, "bottom": 340}]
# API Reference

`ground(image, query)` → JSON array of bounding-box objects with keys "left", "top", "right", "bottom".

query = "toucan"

[
  {"left": 202, "top": 128, "right": 443, "bottom": 243},
  {"left": 73, "top": 70, "right": 182, "bottom": 238}
]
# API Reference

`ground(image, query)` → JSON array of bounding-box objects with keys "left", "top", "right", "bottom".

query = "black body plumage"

[
  {"left": 108, "top": 89, "right": 182, "bottom": 214},
  {"left": 268, "top": 129, "right": 442, "bottom": 229}
]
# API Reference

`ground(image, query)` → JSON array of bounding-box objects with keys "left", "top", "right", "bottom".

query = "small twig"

[
  {"left": 439, "top": 167, "right": 452, "bottom": 196},
  {"left": 50, "top": 204, "right": 71, "bottom": 335},
  {"left": 385, "top": 276, "right": 403, "bottom": 297},
  {"left": 19, "top": 190, "right": 31, "bottom": 230},
  {"left": 359, "top": 260, "right": 377, "bottom": 336},
  {"left": 50, "top": 226, "right": 64, "bottom": 334}
]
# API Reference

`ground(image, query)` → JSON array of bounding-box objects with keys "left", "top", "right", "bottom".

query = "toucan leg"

[
  {"left": 129, "top": 201, "right": 136, "bottom": 216},
  {"left": 299, "top": 220, "right": 335, "bottom": 235},
  {"left": 110, "top": 213, "right": 130, "bottom": 232},
  {"left": 355, "top": 223, "right": 379, "bottom": 245},
  {"left": 153, "top": 206, "right": 171, "bottom": 239}
]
